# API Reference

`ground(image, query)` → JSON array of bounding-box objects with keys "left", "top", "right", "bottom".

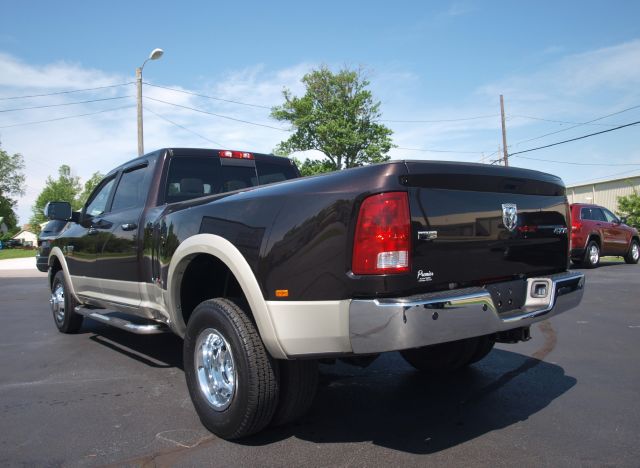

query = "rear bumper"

[{"left": 349, "top": 271, "right": 585, "bottom": 354}]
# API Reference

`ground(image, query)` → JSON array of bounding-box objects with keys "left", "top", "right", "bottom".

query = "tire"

[
  {"left": 624, "top": 240, "right": 640, "bottom": 264},
  {"left": 400, "top": 337, "right": 479, "bottom": 373},
  {"left": 50, "top": 270, "right": 83, "bottom": 333},
  {"left": 467, "top": 335, "right": 495, "bottom": 364},
  {"left": 183, "top": 298, "right": 278, "bottom": 440},
  {"left": 583, "top": 240, "right": 600, "bottom": 268},
  {"left": 271, "top": 359, "right": 318, "bottom": 427}
]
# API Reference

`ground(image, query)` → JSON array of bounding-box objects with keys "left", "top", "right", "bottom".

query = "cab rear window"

[{"left": 164, "top": 156, "right": 298, "bottom": 204}]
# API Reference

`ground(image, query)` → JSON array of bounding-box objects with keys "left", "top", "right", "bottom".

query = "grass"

[{"left": 0, "top": 249, "right": 37, "bottom": 260}]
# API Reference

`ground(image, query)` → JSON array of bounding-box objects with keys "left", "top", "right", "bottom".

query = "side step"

[{"left": 74, "top": 306, "right": 168, "bottom": 335}]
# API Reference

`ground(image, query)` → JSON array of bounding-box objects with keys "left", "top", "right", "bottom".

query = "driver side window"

[{"left": 85, "top": 178, "right": 116, "bottom": 217}]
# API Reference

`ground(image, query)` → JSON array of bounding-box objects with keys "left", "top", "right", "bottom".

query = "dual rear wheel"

[{"left": 183, "top": 298, "right": 318, "bottom": 440}]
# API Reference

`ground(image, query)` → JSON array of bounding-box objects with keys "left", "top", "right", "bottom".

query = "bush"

[{"left": 617, "top": 190, "right": 640, "bottom": 228}]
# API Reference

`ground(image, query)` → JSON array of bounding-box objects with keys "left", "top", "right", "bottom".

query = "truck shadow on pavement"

[
  {"left": 84, "top": 323, "right": 576, "bottom": 455},
  {"left": 244, "top": 350, "right": 576, "bottom": 454}
]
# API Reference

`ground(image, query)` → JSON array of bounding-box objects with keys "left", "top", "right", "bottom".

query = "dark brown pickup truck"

[{"left": 44, "top": 148, "right": 585, "bottom": 439}]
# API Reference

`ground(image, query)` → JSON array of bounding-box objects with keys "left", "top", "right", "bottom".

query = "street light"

[{"left": 136, "top": 48, "right": 164, "bottom": 156}]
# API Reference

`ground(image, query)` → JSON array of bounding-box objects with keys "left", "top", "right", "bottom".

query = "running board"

[{"left": 74, "top": 306, "right": 168, "bottom": 335}]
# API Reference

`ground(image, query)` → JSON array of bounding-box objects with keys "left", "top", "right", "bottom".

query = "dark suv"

[
  {"left": 570, "top": 203, "right": 639, "bottom": 268},
  {"left": 36, "top": 220, "right": 69, "bottom": 272}
]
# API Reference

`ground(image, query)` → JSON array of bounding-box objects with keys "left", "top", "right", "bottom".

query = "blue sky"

[{"left": 2, "top": 1, "right": 640, "bottom": 223}]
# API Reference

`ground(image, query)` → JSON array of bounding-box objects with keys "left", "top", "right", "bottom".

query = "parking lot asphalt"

[{"left": 0, "top": 261, "right": 639, "bottom": 467}]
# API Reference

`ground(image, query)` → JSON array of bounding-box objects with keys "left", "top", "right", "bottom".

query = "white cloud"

[{"left": 2, "top": 40, "right": 640, "bottom": 225}]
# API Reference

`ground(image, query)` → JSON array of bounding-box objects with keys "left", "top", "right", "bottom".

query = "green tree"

[
  {"left": 0, "top": 143, "right": 26, "bottom": 230},
  {"left": 617, "top": 190, "right": 640, "bottom": 228},
  {"left": 30, "top": 165, "right": 82, "bottom": 232},
  {"left": 78, "top": 171, "right": 104, "bottom": 206},
  {"left": 271, "top": 66, "right": 394, "bottom": 175}
]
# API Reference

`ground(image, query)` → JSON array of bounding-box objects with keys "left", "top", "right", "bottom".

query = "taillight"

[{"left": 352, "top": 192, "right": 411, "bottom": 275}]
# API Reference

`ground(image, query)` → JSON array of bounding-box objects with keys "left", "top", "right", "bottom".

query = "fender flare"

[
  {"left": 167, "top": 233, "right": 287, "bottom": 359},
  {"left": 48, "top": 247, "right": 81, "bottom": 302}
]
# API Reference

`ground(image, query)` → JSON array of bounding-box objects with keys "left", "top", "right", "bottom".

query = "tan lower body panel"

[{"left": 265, "top": 300, "right": 352, "bottom": 356}]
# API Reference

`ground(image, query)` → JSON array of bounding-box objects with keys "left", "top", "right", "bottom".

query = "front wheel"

[
  {"left": 50, "top": 271, "right": 83, "bottom": 333},
  {"left": 183, "top": 298, "right": 279, "bottom": 440},
  {"left": 624, "top": 240, "right": 639, "bottom": 264}
]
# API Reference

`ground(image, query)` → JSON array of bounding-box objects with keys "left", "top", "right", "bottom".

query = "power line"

[
  {"left": 143, "top": 82, "right": 272, "bottom": 109},
  {"left": 380, "top": 114, "right": 498, "bottom": 123},
  {"left": 478, "top": 149, "right": 501, "bottom": 163},
  {"left": 0, "top": 82, "right": 134, "bottom": 100},
  {"left": 397, "top": 146, "right": 486, "bottom": 155},
  {"left": 0, "top": 105, "right": 135, "bottom": 128},
  {"left": 513, "top": 155, "right": 640, "bottom": 166},
  {"left": 510, "top": 114, "right": 623, "bottom": 127},
  {"left": 146, "top": 107, "right": 225, "bottom": 146},
  {"left": 512, "top": 104, "right": 640, "bottom": 146},
  {"left": 507, "top": 120, "right": 640, "bottom": 159},
  {"left": 144, "top": 96, "right": 290, "bottom": 131},
  {"left": 0, "top": 95, "right": 134, "bottom": 113}
]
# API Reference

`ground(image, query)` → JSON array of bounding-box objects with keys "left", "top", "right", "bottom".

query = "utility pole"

[
  {"left": 500, "top": 94, "right": 509, "bottom": 166},
  {"left": 136, "top": 67, "right": 144, "bottom": 156}
]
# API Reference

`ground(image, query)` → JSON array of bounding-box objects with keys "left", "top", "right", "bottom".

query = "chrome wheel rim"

[
  {"left": 632, "top": 243, "right": 639, "bottom": 261},
  {"left": 50, "top": 283, "right": 65, "bottom": 324},
  {"left": 195, "top": 328, "right": 236, "bottom": 411},
  {"left": 589, "top": 245, "right": 599, "bottom": 264}
]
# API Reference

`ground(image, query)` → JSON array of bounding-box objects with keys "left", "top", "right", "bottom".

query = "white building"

[
  {"left": 12, "top": 228, "right": 38, "bottom": 247},
  {"left": 567, "top": 175, "right": 640, "bottom": 214}
]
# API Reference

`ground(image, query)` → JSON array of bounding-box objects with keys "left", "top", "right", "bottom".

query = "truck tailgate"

[{"left": 403, "top": 162, "right": 569, "bottom": 288}]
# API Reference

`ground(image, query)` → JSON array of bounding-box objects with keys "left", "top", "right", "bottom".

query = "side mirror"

[{"left": 44, "top": 201, "right": 72, "bottom": 221}]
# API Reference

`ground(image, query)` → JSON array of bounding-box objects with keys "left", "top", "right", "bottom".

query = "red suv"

[{"left": 570, "top": 203, "right": 639, "bottom": 268}]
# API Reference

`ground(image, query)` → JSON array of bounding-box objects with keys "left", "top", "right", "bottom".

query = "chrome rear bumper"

[{"left": 349, "top": 271, "right": 584, "bottom": 354}]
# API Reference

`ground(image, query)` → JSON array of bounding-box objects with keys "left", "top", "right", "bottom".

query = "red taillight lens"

[{"left": 352, "top": 192, "right": 411, "bottom": 275}]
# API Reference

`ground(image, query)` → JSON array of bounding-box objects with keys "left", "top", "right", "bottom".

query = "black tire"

[
  {"left": 400, "top": 337, "right": 478, "bottom": 373},
  {"left": 50, "top": 271, "right": 83, "bottom": 333},
  {"left": 583, "top": 240, "right": 600, "bottom": 268},
  {"left": 271, "top": 359, "right": 318, "bottom": 427},
  {"left": 570, "top": 258, "right": 583, "bottom": 267},
  {"left": 467, "top": 335, "right": 495, "bottom": 364},
  {"left": 183, "top": 298, "right": 278, "bottom": 440},
  {"left": 624, "top": 240, "right": 639, "bottom": 264}
]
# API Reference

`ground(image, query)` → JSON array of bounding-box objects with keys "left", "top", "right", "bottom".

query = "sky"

[{"left": 2, "top": 1, "right": 640, "bottom": 224}]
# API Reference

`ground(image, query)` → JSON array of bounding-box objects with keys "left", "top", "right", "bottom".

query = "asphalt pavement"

[{"left": 0, "top": 260, "right": 638, "bottom": 467}]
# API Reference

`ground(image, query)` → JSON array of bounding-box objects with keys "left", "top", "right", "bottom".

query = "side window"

[
  {"left": 580, "top": 208, "right": 591, "bottom": 220},
  {"left": 591, "top": 208, "right": 607, "bottom": 222},
  {"left": 602, "top": 208, "right": 618, "bottom": 223},
  {"left": 111, "top": 165, "right": 149, "bottom": 212},
  {"left": 85, "top": 178, "right": 116, "bottom": 217}
]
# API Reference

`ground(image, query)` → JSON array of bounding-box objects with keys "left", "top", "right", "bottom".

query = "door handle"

[{"left": 121, "top": 223, "right": 138, "bottom": 231}]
